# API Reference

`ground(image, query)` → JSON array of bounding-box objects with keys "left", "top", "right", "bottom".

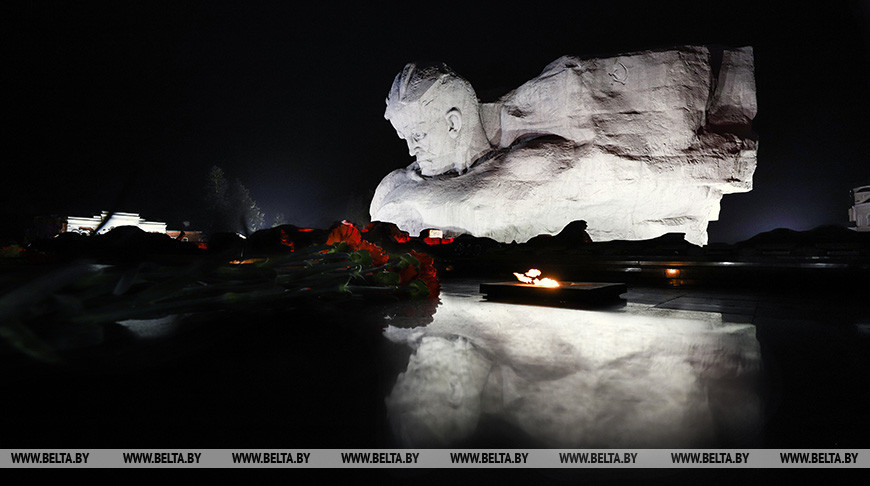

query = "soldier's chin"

[
  {"left": 417, "top": 160, "right": 436, "bottom": 176},
  {"left": 417, "top": 159, "right": 450, "bottom": 177}
]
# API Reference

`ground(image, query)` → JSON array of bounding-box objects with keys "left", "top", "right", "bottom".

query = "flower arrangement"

[
  {"left": 0, "top": 222, "right": 439, "bottom": 363},
  {"left": 324, "top": 221, "right": 440, "bottom": 299}
]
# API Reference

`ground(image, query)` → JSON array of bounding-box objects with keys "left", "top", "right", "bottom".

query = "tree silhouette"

[{"left": 204, "top": 166, "right": 265, "bottom": 235}]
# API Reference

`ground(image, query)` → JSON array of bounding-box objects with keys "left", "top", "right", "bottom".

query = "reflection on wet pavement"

[{"left": 383, "top": 281, "right": 762, "bottom": 448}]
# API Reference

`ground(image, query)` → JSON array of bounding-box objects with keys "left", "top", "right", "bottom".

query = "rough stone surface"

[{"left": 371, "top": 46, "right": 758, "bottom": 246}]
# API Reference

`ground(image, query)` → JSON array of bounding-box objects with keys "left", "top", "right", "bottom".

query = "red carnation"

[
  {"left": 397, "top": 261, "right": 418, "bottom": 285},
  {"left": 409, "top": 250, "right": 440, "bottom": 296},
  {"left": 357, "top": 239, "right": 389, "bottom": 267},
  {"left": 326, "top": 222, "right": 389, "bottom": 267},
  {"left": 326, "top": 222, "right": 362, "bottom": 247}
]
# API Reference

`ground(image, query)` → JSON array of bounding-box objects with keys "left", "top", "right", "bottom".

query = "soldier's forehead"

[{"left": 391, "top": 110, "right": 435, "bottom": 127}]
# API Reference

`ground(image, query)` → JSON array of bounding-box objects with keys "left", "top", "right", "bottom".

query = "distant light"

[
  {"left": 228, "top": 258, "right": 264, "bottom": 265},
  {"left": 665, "top": 268, "right": 680, "bottom": 278}
]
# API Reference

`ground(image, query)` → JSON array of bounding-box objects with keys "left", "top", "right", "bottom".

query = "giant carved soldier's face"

[{"left": 387, "top": 101, "right": 463, "bottom": 177}]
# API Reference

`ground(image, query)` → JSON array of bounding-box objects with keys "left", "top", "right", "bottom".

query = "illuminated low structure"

[
  {"left": 421, "top": 228, "right": 454, "bottom": 245},
  {"left": 481, "top": 268, "right": 625, "bottom": 305},
  {"left": 848, "top": 185, "right": 870, "bottom": 231},
  {"left": 65, "top": 211, "right": 167, "bottom": 235}
]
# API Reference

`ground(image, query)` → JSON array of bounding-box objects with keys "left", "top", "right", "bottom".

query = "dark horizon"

[{"left": 4, "top": 1, "right": 869, "bottom": 244}]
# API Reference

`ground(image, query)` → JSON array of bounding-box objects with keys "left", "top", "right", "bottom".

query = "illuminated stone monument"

[{"left": 370, "top": 46, "right": 757, "bottom": 246}]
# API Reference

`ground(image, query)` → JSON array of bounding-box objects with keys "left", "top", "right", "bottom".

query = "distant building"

[
  {"left": 848, "top": 185, "right": 870, "bottom": 232},
  {"left": 65, "top": 211, "right": 167, "bottom": 235},
  {"left": 34, "top": 211, "right": 205, "bottom": 245}
]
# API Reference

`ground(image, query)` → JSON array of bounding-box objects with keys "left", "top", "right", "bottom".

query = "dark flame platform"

[{"left": 479, "top": 282, "right": 627, "bottom": 306}]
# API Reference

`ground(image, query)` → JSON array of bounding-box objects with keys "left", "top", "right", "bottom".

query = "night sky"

[{"left": 4, "top": 1, "right": 869, "bottom": 243}]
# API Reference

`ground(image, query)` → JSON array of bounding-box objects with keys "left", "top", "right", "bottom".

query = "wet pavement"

[
  {"left": 382, "top": 279, "right": 870, "bottom": 448},
  {"left": 2, "top": 278, "right": 868, "bottom": 449}
]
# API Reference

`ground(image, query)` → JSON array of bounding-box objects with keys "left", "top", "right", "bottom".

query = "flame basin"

[{"left": 479, "top": 282, "right": 627, "bottom": 306}]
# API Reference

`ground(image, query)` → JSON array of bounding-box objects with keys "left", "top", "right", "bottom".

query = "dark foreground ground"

[
  {"left": 2, "top": 272, "right": 868, "bottom": 449},
  {"left": 2, "top": 223, "right": 869, "bottom": 449}
]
